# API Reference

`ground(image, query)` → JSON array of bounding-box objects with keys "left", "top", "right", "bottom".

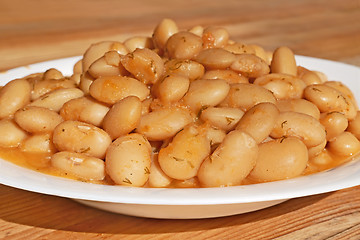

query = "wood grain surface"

[{"left": 0, "top": 0, "right": 360, "bottom": 239}]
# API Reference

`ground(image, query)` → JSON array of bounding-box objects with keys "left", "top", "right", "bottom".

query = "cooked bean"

[
  {"left": 29, "top": 88, "right": 84, "bottom": 112},
  {"left": 52, "top": 151, "right": 105, "bottom": 181},
  {"left": 276, "top": 98, "right": 320, "bottom": 119},
  {"left": 79, "top": 71, "right": 95, "bottom": 94},
  {"left": 88, "top": 51, "right": 127, "bottom": 78},
  {"left": 327, "top": 132, "right": 360, "bottom": 156},
  {"left": 223, "top": 42, "right": 256, "bottom": 55},
  {"left": 310, "top": 149, "right": 333, "bottom": 166},
  {"left": 200, "top": 107, "right": 244, "bottom": 131},
  {"left": 325, "top": 81, "right": 358, "bottom": 109},
  {"left": 270, "top": 111, "right": 326, "bottom": 147},
  {"left": 348, "top": 111, "right": 360, "bottom": 139},
  {"left": 73, "top": 59, "right": 83, "bottom": 74},
  {"left": 247, "top": 44, "right": 268, "bottom": 63},
  {"left": 297, "top": 66, "right": 322, "bottom": 85},
  {"left": 0, "top": 119, "right": 28, "bottom": 147},
  {"left": 206, "top": 127, "right": 226, "bottom": 146},
  {"left": 156, "top": 74, "right": 190, "bottom": 103},
  {"left": 164, "top": 59, "right": 204, "bottom": 80},
  {"left": 236, "top": 102, "right": 279, "bottom": 144},
  {"left": 183, "top": 79, "right": 230, "bottom": 112},
  {"left": 136, "top": 107, "right": 193, "bottom": 141},
  {"left": 124, "top": 36, "right": 154, "bottom": 52},
  {"left": 148, "top": 153, "right": 173, "bottom": 188},
  {"left": 121, "top": 48, "right": 164, "bottom": 84},
  {"left": 202, "top": 26, "right": 229, "bottom": 49},
  {"left": 249, "top": 137, "right": 308, "bottom": 182},
  {"left": 103, "top": 96, "right": 142, "bottom": 140},
  {"left": 308, "top": 139, "right": 327, "bottom": 159},
  {"left": 203, "top": 69, "right": 248, "bottom": 84},
  {"left": 60, "top": 96, "right": 110, "bottom": 127},
  {"left": 20, "top": 133, "right": 56, "bottom": 153},
  {"left": 195, "top": 48, "right": 236, "bottom": 70},
  {"left": 158, "top": 124, "right": 210, "bottom": 180},
  {"left": 152, "top": 18, "right": 178, "bottom": 52},
  {"left": 89, "top": 76, "right": 150, "bottom": 104},
  {"left": 254, "top": 73, "right": 306, "bottom": 100},
  {"left": 230, "top": 54, "right": 270, "bottom": 78},
  {"left": 198, "top": 130, "right": 258, "bottom": 187},
  {"left": 43, "top": 68, "right": 63, "bottom": 80},
  {"left": 14, "top": 106, "right": 63, "bottom": 133},
  {"left": 220, "top": 83, "right": 276, "bottom": 111},
  {"left": 106, "top": 133, "right": 151, "bottom": 186},
  {"left": 320, "top": 112, "right": 348, "bottom": 141},
  {"left": 0, "top": 79, "right": 31, "bottom": 119},
  {"left": 166, "top": 31, "right": 203, "bottom": 60},
  {"left": 188, "top": 25, "right": 203, "bottom": 37},
  {"left": 53, "top": 120, "right": 111, "bottom": 159},
  {"left": 82, "top": 41, "right": 128, "bottom": 72},
  {"left": 271, "top": 46, "right": 297, "bottom": 76},
  {"left": 304, "top": 84, "right": 356, "bottom": 120},
  {"left": 32, "top": 79, "right": 76, "bottom": 100}
]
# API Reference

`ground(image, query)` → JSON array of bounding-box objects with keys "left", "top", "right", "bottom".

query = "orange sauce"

[{"left": 0, "top": 146, "right": 358, "bottom": 187}]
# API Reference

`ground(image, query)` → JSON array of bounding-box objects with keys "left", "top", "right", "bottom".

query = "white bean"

[
  {"left": 52, "top": 151, "right": 105, "bottom": 181},
  {"left": 106, "top": 133, "right": 151, "bottom": 186}
]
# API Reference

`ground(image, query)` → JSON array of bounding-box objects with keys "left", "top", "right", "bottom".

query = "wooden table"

[{"left": 0, "top": 0, "right": 359, "bottom": 239}]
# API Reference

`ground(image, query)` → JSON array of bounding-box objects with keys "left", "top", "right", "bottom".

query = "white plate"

[{"left": 0, "top": 56, "right": 359, "bottom": 219}]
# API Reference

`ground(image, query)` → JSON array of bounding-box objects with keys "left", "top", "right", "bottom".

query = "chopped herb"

[
  {"left": 144, "top": 167, "right": 150, "bottom": 174},
  {"left": 281, "top": 120, "right": 288, "bottom": 128},
  {"left": 79, "top": 147, "right": 91, "bottom": 153},
  {"left": 312, "top": 87, "right": 321, "bottom": 92},
  {"left": 173, "top": 156, "right": 185, "bottom": 162},
  {"left": 280, "top": 136, "right": 287, "bottom": 143},
  {"left": 187, "top": 161, "right": 194, "bottom": 169},
  {"left": 123, "top": 178, "right": 132, "bottom": 184},
  {"left": 225, "top": 117, "right": 235, "bottom": 125}
]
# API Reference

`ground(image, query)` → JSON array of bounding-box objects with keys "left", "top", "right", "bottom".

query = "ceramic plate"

[{"left": 0, "top": 56, "right": 359, "bottom": 219}]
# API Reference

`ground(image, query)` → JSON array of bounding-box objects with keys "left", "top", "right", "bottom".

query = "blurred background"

[{"left": 0, "top": 0, "right": 359, "bottom": 71}]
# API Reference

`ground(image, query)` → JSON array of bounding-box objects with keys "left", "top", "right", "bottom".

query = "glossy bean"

[
  {"left": 276, "top": 98, "right": 320, "bottom": 120},
  {"left": 249, "top": 137, "right": 308, "bottom": 181},
  {"left": 106, "top": 133, "right": 151, "bottom": 186},
  {"left": 230, "top": 54, "right": 270, "bottom": 78},
  {"left": 121, "top": 48, "right": 164, "bottom": 84},
  {"left": 327, "top": 132, "right": 360, "bottom": 156},
  {"left": 270, "top": 111, "right": 326, "bottom": 147},
  {"left": 195, "top": 48, "right": 236, "bottom": 70},
  {"left": 52, "top": 120, "right": 112, "bottom": 159},
  {"left": 0, "top": 79, "right": 31, "bottom": 119},
  {"left": 220, "top": 83, "right": 276, "bottom": 111},
  {"left": 0, "top": 119, "right": 28, "bottom": 147},
  {"left": 236, "top": 102, "right": 279, "bottom": 144},
  {"left": 183, "top": 79, "right": 230, "bottom": 112},
  {"left": 253, "top": 73, "right": 306, "bottom": 100},
  {"left": 136, "top": 107, "right": 193, "bottom": 141},
  {"left": 103, "top": 96, "right": 142, "bottom": 140},
  {"left": 60, "top": 96, "right": 110, "bottom": 127},
  {"left": 166, "top": 31, "right": 203, "bottom": 60},
  {"left": 14, "top": 106, "right": 63, "bottom": 133},
  {"left": 271, "top": 46, "right": 297, "bottom": 76},
  {"left": 158, "top": 124, "right": 210, "bottom": 180},
  {"left": 320, "top": 112, "right": 348, "bottom": 141},
  {"left": 29, "top": 88, "right": 84, "bottom": 112},
  {"left": 89, "top": 76, "right": 150, "bottom": 104},
  {"left": 52, "top": 151, "right": 105, "bottom": 181},
  {"left": 198, "top": 130, "right": 258, "bottom": 187},
  {"left": 200, "top": 107, "right": 244, "bottom": 131}
]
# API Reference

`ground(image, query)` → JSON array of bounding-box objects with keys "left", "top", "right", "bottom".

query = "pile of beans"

[{"left": 0, "top": 18, "right": 360, "bottom": 188}]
